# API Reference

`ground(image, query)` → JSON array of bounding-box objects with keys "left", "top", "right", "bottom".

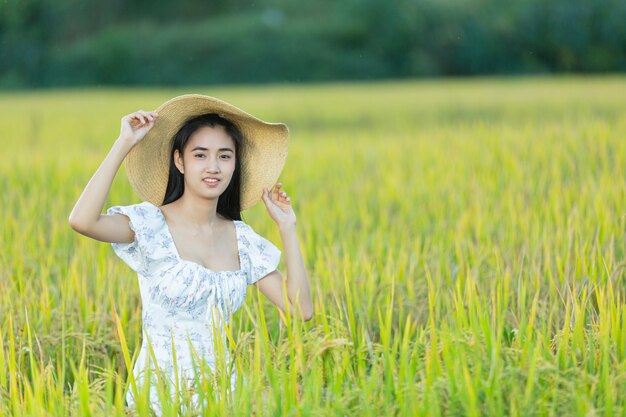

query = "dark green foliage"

[{"left": 1, "top": 0, "right": 625, "bottom": 88}]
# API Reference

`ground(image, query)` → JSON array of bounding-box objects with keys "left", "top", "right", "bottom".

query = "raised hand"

[
  {"left": 261, "top": 182, "right": 297, "bottom": 229},
  {"left": 118, "top": 110, "right": 159, "bottom": 146}
]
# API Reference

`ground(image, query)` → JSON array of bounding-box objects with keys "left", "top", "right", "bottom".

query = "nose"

[{"left": 205, "top": 155, "right": 221, "bottom": 173}]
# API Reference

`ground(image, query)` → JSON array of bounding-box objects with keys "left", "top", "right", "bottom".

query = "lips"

[{"left": 203, "top": 177, "right": 220, "bottom": 187}]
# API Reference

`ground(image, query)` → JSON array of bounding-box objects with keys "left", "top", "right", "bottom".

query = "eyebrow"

[{"left": 190, "top": 146, "right": 234, "bottom": 153}]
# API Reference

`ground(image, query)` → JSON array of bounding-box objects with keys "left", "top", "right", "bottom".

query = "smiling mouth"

[{"left": 203, "top": 178, "right": 221, "bottom": 187}]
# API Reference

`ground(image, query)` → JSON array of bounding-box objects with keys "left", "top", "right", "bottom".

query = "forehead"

[{"left": 186, "top": 125, "right": 235, "bottom": 150}]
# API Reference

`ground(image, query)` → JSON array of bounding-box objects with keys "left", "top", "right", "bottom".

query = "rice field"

[{"left": 0, "top": 76, "right": 625, "bottom": 416}]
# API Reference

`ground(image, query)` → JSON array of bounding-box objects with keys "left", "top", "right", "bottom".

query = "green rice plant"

[{"left": 0, "top": 76, "right": 625, "bottom": 416}]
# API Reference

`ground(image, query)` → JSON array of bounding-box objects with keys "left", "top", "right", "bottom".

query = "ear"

[{"left": 174, "top": 149, "right": 184, "bottom": 174}]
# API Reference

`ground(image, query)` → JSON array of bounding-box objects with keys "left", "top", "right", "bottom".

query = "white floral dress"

[{"left": 106, "top": 201, "right": 280, "bottom": 414}]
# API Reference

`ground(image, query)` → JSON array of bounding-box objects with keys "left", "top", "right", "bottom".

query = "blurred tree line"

[{"left": 1, "top": 0, "right": 625, "bottom": 88}]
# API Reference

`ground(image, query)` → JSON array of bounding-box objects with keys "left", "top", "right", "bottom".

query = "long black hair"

[{"left": 162, "top": 113, "right": 243, "bottom": 220}]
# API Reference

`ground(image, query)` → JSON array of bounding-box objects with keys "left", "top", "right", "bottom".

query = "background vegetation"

[
  {"left": 0, "top": 76, "right": 625, "bottom": 415},
  {"left": 2, "top": 0, "right": 626, "bottom": 88}
]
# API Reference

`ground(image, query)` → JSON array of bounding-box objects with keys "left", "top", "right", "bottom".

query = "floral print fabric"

[{"left": 106, "top": 201, "right": 280, "bottom": 415}]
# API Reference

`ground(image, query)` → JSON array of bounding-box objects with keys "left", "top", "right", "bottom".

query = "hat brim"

[{"left": 125, "top": 94, "right": 289, "bottom": 210}]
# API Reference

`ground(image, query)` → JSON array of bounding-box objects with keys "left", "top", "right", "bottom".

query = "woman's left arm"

[{"left": 258, "top": 183, "right": 313, "bottom": 321}]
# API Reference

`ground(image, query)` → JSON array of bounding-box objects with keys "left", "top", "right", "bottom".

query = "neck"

[{"left": 171, "top": 192, "right": 221, "bottom": 227}]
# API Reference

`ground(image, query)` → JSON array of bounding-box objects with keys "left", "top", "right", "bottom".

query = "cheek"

[
  {"left": 186, "top": 157, "right": 205, "bottom": 168},
  {"left": 225, "top": 159, "right": 237, "bottom": 174},
  {"left": 180, "top": 157, "right": 202, "bottom": 177}
]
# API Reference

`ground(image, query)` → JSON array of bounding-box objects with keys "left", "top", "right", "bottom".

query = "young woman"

[{"left": 68, "top": 94, "right": 313, "bottom": 414}]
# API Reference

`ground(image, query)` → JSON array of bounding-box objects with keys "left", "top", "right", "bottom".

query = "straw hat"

[{"left": 124, "top": 94, "right": 289, "bottom": 210}]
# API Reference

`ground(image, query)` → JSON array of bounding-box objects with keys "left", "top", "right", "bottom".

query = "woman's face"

[{"left": 174, "top": 125, "right": 236, "bottom": 200}]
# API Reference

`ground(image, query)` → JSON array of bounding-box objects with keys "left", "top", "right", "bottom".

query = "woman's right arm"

[{"left": 68, "top": 110, "right": 158, "bottom": 243}]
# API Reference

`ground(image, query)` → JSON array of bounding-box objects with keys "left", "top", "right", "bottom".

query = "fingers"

[
  {"left": 268, "top": 183, "right": 291, "bottom": 205},
  {"left": 278, "top": 183, "right": 290, "bottom": 203},
  {"left": 126, "top": 110, "right": 159, "bottom": 127},
  {"left": 262, "top": 187, "right": 271, "bottom": 204},
  {"left": 270, "top": 182, "right": 280, "bottom": 201},
  {"left": 263, "top": 184, "right": 291, "bottom": 203}
]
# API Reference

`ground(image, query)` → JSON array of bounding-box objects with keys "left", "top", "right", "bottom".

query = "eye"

[
  {"left": 194, "top": 153, "right": 206, "bottom": 158},
  {"left": 220, "top": 154, "right": 232, "bottom": 160}
]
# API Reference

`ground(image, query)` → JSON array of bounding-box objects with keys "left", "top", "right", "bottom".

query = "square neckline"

[{"left": 145, "top": 202, "right": 244, "bottom": 274}]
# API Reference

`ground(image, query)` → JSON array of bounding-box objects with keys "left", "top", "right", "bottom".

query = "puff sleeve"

[
  {"left": 106, "top": 203, "right": 151, "bottom": 274},
  {"left": 240, "top": 223, "right": 281, "bottom": 286}
]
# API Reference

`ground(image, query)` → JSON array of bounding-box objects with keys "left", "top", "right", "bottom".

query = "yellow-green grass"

[{"left": 0, "top": 76, "right": 625, "bottom": 416}]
